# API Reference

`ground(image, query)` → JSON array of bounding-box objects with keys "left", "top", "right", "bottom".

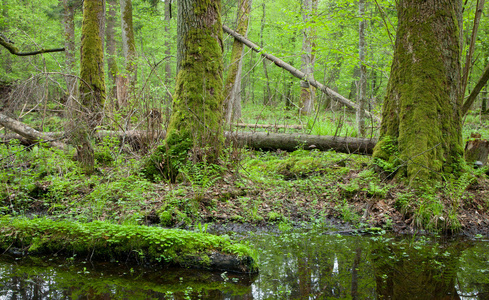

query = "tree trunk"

[
  {"left": 106, "top": 0, "right": 119, "bottom": 103},
  {"left": 223, "top": 0, "right": 251, "bottom": 123},
  {"left": 164, "top": 0, "right": 172, "bottom": 105},
  {"left": 73, "top": 0, "right": 106, "bottom": 174},
  {"left": 119, "top": 0, "right": 137, "bottom": 108},
  {"left": 356, "top": 0, "right": 367, "bottom": 136},
  {"left": 299, "top": 0, "right": 316, "bottom": 116},
  {"left": 372, "top": 0, "right": 463, "bottom": 182},
  {"left": 60, "top": 0, "right": 76, "bottom": 97},
  {"left": 260, "top": 3, "right": 272, "bottom": 106},
  {"left": 152, "top": 0, "right": 224, "bottom": 180}
]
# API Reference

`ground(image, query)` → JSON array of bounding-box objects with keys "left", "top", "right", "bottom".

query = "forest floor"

[{"left": 2, "top": 107, "right": 489, "bottom": 236}]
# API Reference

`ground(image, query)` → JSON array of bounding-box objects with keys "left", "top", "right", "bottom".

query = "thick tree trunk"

[
  {"left": 106, "top": 0, "right": 119, "bottom": 103},
  {"left": 372, "top": 0, "right": 463, "bottom": 182},
  {"left": 73, "top": 0, "right": 106, "bottom": 174},
  {"left": 160, "top": 0, "right": 224, "bottom": 174},
  {"left": 119, "top": 0, "right": 137, "bottom": 108},
  {"left": 223, "top": 25, "right": 380, "bottom": 122},
  {"left": 299, "top": 0, "right": 316, "bottom": 116},
  {"left": 357, "top": 0, "right": 367, "bottom": 136},
  {"left": 223, "top": 0, "right": 251, "bottom": 123}
]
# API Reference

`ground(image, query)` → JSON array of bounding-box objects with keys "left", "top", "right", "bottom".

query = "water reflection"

[{"left": 1, "top": 230, "right": 489, "bottom": 299}]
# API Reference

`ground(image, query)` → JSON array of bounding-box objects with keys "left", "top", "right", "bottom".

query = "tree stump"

[{"left": 464, "top": 133, "right": 489, "bottom": 166}]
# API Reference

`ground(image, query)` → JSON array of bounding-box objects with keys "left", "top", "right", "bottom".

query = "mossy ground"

[{"left": 1, "top": 106, "right": 489, "bottom": 237}]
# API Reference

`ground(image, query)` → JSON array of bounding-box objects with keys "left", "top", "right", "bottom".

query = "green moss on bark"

[
  {"left": 147, "top": 0, "right": 224, "bottom": 181},
  {"left": 79, "top": 0, "right": 106, "bottom": 108},
  {"left": 373, "top": 0, "right": 463, "bottom": 183}
]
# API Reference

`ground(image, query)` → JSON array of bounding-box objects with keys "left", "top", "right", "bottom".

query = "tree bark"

[
  {"left": 222, "top": 25, "right": 380, "bottom": 122},
  {"left": 73, "top": 0, "right": 106, "bottom": 174},
  {"left": 106, "top": 0, "right": 119, "bottom": 103},
  {"left": 164, "top": 0, "right": 172, "bottom": 105},
  {"left": 60, "top": 0, "right": 76, "bottom": 96},
  {"left": 372, "top": 0, "right": 463, "bottom": 182},
  {"left": 260, "top": 3, "right": 272, "bottom": 106},
  {"left": 119, "top": 0, "right": 137, "bottom": 108},
  {"left": 357, "top": 0, "right": 367, "bottom": 136},
  {"left": 299, "top": 0, "right": 317, "bottom": 116},
  {"left": 461, "top": 0, "right": 485, "bottom": 96},
  {"left": 165, "top": 0, "right": 224, "bottom": 164},
  {"left": 223, "top": 0, "right": 251, "bottom": 123}
]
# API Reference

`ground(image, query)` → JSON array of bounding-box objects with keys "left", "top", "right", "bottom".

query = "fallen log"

[
  {"left": 1, "top": 112, "right": 376, "bottom": 154},
  {"left": 231, "top": 123, "right": 303, "bottom": 130},
  {"left": 0, "top": 216, "right": 258, "bottom": 273},
  {"left": 222, "top": 25, "right": 381, "bottom": 123},
  {"left": 226, "top": 131, "right": 376, "bottom": 154},
  {"left": 0, "top": 112, "right": 66, "bottom": 149}
]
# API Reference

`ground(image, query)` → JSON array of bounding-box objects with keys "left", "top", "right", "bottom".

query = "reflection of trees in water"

[
  {"left": 251, "top": 233, "right": 376, "bottom": 298},
  {"left": 371, "top": 238, "right": 467, "bottom": 300},
  {"left": 0, "top": 255, "right": 255, "bottom": 299}
]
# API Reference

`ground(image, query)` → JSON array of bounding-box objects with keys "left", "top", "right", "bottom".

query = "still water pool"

[{"left": 1, "top": 228, "right": 488, "bottom": 299}]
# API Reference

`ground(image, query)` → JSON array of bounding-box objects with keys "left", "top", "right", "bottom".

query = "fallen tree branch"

[
  {"left": 222, "top": 25, "right": 380, "bottom": 123},
  {"left": 0, "top": 112, "right": 66, "bottom": 149}
]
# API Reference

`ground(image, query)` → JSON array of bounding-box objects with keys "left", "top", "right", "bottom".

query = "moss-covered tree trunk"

[
  {"left": 151, "top": 0, "right": 223, "bottom": 180},
  {"left": 372, "top": 0, "right": 463, "bottom": 183},
  {"left": 119, "top": 0, "right": 137, "bottom": 108},
  {"left": 72, "top": 0, "right": 106, "bottom": 174},
  {"left": 223, "top": 0, "right": 251, "bottom": 123}
]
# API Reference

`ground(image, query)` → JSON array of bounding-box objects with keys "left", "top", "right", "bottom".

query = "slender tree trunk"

[
  {"left": 372, "top": 0, "right": 463, "bottom": 182},
  {"left": 356, "top": 0, "right": 367, "bottom": 136},
  {"left": 119, "top": 0, "right": 137, "bottom": 108},
  {"left": 60, "top": 0, "right": 76, "bottom": 97},
  {"left": 260, "top": 3, "right": 272, "bottom": 106},
  {"left": 164, "top": 0, "right": 172, "bottom": 105},
  {"left": 73, "top": 0, "right": 106, "bottom": 174},
  {"left": 299, "top": 0, "right": 317, "bottom": 116},
  {"left": 106, "top": 0, "right": 119, "bottom": 103},
  {"left": 223, "top": 0, "right": 251, "bottom": 123}
]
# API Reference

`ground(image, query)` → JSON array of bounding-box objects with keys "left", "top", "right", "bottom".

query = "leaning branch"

[
  {"left": 0, "top": 34, "right": 65, "bottom": 56},
  {"left": 462, "top": 61, "right": 489, "bottom": 116},
  {"left": 222, "top": 25, "right": 380, "bottom": 123}
]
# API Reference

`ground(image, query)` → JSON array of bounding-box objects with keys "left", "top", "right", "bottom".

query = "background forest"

[{"left": 1, "top": 0, "right": 489, "bottom": 233}]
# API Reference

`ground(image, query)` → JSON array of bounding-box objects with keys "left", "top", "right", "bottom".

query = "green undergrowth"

[{"left": 0, "top": 215, "right": 258, "bottom": 273}]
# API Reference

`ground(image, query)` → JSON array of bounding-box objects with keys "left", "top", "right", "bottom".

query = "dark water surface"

[{"left": 1, "top": 228, "right": 489, "bottom": 299}]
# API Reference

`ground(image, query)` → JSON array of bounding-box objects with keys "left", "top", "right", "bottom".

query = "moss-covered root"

[{"left": 0, "top": 216, "right": 258, "bottom": 274}]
